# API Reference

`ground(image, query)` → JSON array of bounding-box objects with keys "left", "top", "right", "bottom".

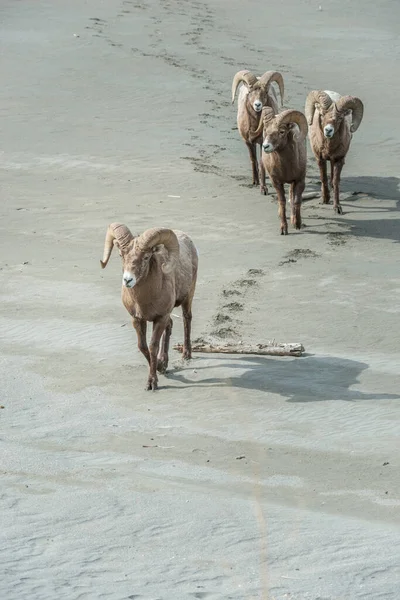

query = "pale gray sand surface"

[{"left": 1, "top": 0, "right": 400, "bottom": 599}]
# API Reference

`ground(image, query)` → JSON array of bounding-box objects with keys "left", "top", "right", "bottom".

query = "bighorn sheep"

[
  {"left": 100, "top": 223, "right": 198, "bottom": 391},
  {"left": 231, "top": 70, "right": 284, "bottom": 186},
  {"left": 305, "top": 90, "right": 364, "bottom": 214},
  {"left": 250, "top": 107, "right": 308, "bottom": 234}
]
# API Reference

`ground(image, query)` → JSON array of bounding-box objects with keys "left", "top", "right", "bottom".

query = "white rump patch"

[
  {"left": 324, "top": 90, "right": 342, "bottom": 103},
  {"left": 238, "top": 84, "right": 250, "bottom": 101},
  {"left": 269, "top": 87, "right": 278, "bottom": 103}
]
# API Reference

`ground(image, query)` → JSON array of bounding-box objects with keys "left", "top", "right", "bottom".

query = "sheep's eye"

[{"left": 279, "top": 129, "right": 286, "bottom": 136}]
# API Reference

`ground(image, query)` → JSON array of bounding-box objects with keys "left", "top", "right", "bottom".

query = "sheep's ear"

[
  {"left": 315, "top": 102, "right": 321, "bottom": 111},
  {"left": 287, "top": 122, "right": 301, "bottom": 139},
  {"left": 161, "top": 261, "right": 174, "bottom": 275}
]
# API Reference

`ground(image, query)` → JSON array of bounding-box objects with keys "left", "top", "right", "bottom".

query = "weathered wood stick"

[
  {"left": 287, "top": 191, "right": 319, "bottom": 203},
  {"left": 173, "top": 342, "right": 305, "bottom": 357}
]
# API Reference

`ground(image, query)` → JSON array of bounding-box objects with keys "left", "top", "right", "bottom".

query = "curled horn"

[
  {"left": 277, "top": 109, "right": 308, "bottom": 140},
  {"left": 231, "top": 70, "right": 258, "bottom": 103},
  {"left": 137, "top": 228, "right": 179, "bottom": 272},
  {"left": 257, "top": 71, "right": 284, "bottom": 106},
  {"left": 249, "top": 106, "right": 275, "bottom": 142},
  {"left": 100, "top": 223, "right": 133, "bottom": 269},
  {"left": 305, "top": 90, "right": 333, "bottom": 125},
  {"left": 137, "top": 227, "right": 179, "bottom": 274},
  {"left": 335, "top": 95, "right": 364, "bottom": 133}
]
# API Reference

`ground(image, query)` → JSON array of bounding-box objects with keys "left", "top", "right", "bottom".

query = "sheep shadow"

[
  {"left": 306, "top": 176, "right": 400, "bottom": 244},
  {"left": 167, "top": 353, "right": 400, "bottom": 403}
]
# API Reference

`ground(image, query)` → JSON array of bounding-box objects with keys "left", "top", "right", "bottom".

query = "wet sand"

[{"left": 1, "top": 0, "right": 400, "bottom": 598}]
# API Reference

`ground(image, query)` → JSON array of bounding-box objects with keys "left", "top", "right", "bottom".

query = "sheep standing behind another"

[
  {"left": 231, "top": 70, "right": 284, "bottom": 187},
  {"left": 100, "top": 224, "right": 198, "bottom": 391},
  {"left": 251, "top": 107, "right": 308, "bottom": 234},
  {"left": 305, "top": 90, "right": 364, "bottom": 214}
]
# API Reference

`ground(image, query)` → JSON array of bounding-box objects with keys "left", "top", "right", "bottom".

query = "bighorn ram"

[
  {"left": 305, "top": 90, "right": 364, "bottom": 214},
  {"left": 100, "top": 224, "right": 198, "bottom": 391},
  {"left": 250, "top": 107, "right": 308, "bottom": 234},
  {"left": 231, "top": 70, "right": 284, "bottom": 186}
]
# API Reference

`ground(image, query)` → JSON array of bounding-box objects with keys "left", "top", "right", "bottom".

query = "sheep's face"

[
  {"left": 262, "top": 122, "right": 294, "bottom": 154},
  {"left": 319, "top": 105, "right": 350, "bottom": 139},
  {"left": 247, "top": 86, "right": 268, "bottom": 114},
  {"left": 119, "top": 242, "right": 153, "bottom": 289}
]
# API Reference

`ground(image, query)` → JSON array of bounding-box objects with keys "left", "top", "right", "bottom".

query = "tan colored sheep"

[
  {"left": 306, "top": 90, "right": 364, "bottom": 214},
  {"left": 101, "top": 224, "right": 198, "bottom": 391},
  {"left": 232, "top": 70, "right": 284, "bottom": 186},
  {"left": 251, "top": 107, "right": 308, "bottom": 234}
]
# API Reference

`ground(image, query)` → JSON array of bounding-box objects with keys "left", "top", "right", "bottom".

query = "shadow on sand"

[
  {"left": 307, "top": 176, "right": 400, "bottom": 244},
  {"left": 166, "top": 353, "right": 400, "bottom": 403}
]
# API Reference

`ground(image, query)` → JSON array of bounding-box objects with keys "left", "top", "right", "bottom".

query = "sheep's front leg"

[
  {"left": 147, "top": 316, "right": 170, "bottom": 391},
  {"left": 272, "top": 180, "right": 288, "bottom": 235},
  {"left": 259, "top": 149, "right": 267, "bottom": 196},
  {"left": 332, "top": 158, "right": 344, "bottom": 215},
  {"left": 132, "top": 317, "right": 150, "bottom": 365},
  {"left": 290, "top": 180, "right": 305, "bottom": 230},
  {"left": 157, "top": 317, "right": 173, "bottom": 374},
  {"left": 318, "top": 158, "right": 330, "bottom": 204},
  {"left": 246, "top": 141, "right": 259, "bottom": 186}
]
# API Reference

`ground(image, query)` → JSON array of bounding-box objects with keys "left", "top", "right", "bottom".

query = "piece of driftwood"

[
  {"left": 173, "top": 342, "right": 305, "bottom": 357},
  {"left": 302, "top": 191, "right": 320, "bottom": 200},
  {"left": 288, "top": 191, "right": 319, "bottom": 203}
]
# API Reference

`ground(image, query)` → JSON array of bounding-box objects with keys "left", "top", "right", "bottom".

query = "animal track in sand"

[
  {"left": 222, "top": 302, "right": 244, "bottom": 312},
  {"left": 327, "top": 232, "right": 347, "bottom": 246},
  {"left": 213, "top": 313, "right": 233, "bottom": 324},
  {"left": 206, "top": 270, "right": 265, "bottom": 340},
  {"left": 279, "top": 248, "right": 320, "bottom": 266}
]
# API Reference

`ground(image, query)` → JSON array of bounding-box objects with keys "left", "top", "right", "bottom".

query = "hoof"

[
  {"left": 291, "top": 216, "right": 301, "bottom": 229},
  {"left": 182, "top": 350, "right": 192, "bottom": 361},
  {"left": 334, "top": 205, "right": 343, "bottom": 215},
  {"left": 145, "top": 377, "right": 158, "bottom": 391},
  {"left": 260, "top": 187, "right": 267, "bottom": 196},
  {"left": 157, "top": 358, "right": 168, "bottom": 374}
]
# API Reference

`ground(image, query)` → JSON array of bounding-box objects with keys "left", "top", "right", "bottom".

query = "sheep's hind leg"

[
  {"left": 181, "top": 293, "right": 195, "bottom": 361},
  {"left": 146, "top": 316, "right": 170, "bottom": 391},
  {"left": 132, "top": 317, "right": 150, "bottom": 365},
  {"left": 318, "top": 158, "right": 330, "bottom": 204},
  {"left": 273, "top": 181, "right": 288, "bottom": 235},
  {"left": 157, "top": 317, "right": 172, "bottom": 374},
  {"left": 332, "top": 158, "right": 344, "bottom": 215},
  {"left": 290, "top": 180, "right": 305, "bottom": 230},
  {"left": 246, "top": 141, "right": 259, "bottom": 186}
]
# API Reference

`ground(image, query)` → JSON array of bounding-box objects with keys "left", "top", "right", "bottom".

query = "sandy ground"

[{"left": 1, "top": 0, "right": 400, "bottom": 598}]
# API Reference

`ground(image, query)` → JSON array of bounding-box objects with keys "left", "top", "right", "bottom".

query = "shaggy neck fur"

[
  {"left": 263, "top": 133, "right": 306, "bottom": 183},
  {"left": 122, "top": 256, "right": 174, "bottom": 321},
  {"left": 313, "top": 113, "right": 351, "bottom": 159}
]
